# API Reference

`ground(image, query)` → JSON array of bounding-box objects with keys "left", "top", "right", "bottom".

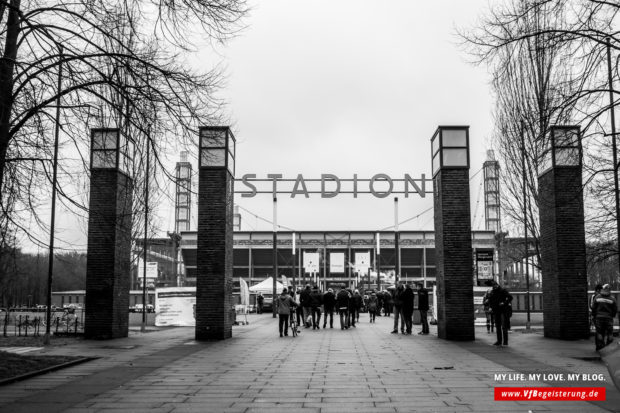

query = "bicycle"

[{"left": 290, "top": 308, "right": 299, "bottom": 337}]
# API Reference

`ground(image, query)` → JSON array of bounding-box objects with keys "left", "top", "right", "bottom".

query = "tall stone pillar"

[
  {"left": 431, "top": 126, "right": 474, "bottom": 341},
  {"left": 85, "top": 129, "right": 134, "bottom": 339},
  {"left": 538, "top": 126, "right": 588, "bottom": 340},
  {"left": 196, "top": 126, "right": 235, "bottom": 340}
]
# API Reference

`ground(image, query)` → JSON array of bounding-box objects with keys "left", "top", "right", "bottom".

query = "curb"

[{"left": 0, "top": 357, "right": 97, "bottom": 386}]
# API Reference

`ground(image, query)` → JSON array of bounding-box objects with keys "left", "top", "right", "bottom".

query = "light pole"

[
  {"left": 520, "top": 120, "right": 531, "bottom": 330},
  {"left": 141, "top": 138, "right": 150, "bottom": 333},
  {"left": 44, "top": 45, "right": 63, "bottom": 345},
  {"left": 606, "top": 38, "right": 620, "bottom": 279}
]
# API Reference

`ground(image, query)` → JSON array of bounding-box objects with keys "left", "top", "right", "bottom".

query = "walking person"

[
  {"left": 323, "top": 288, "right": 336, "bottom": 328},
  {"left": 257, "top": 292, "right": 264, "bottom": 314},
  {"left": 300, "top": 284, "right": 312, "bottom": 328},
  {"left": 309, "top": 285, "right": 323, "bottom": 329},
  {"left": 336, "top": 286, "right": 350, "bottom": 330},
  {"left": 416, "top": 282, "right": 430, "bottom": 335},
  {"left": 401, "top": 284, "right": 414, "bottom": 334},
  {"left": 347, "top": 288, "right": 357, "bottom": 328},
  {"left": 483, "top": 287, "right": 493, "bottom": 333},
  {"left": 590, "top": 283, "right": 603, "bottom": 331},
  {"left": 276, "top": 288, "right": 298, "bottom": 337},
  {"left": 592, "top": 284, "right": 618, "bottom": 351},
  {"left": 488, "top": 280, "right": 513, "bottom": 346},
  {"left": 391, "top": 284, "right": 405, "bottom": 334},
  {"left": 352, "top": 289, "right": 363, "bottom": 325},
  {"left": 367, "top": 292, "right": 378, "bottom": 323},
  {"left": 384, "top": 290, "right": 393, "bottom": 317}
]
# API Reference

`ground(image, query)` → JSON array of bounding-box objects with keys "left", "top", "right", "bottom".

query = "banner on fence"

[{"left": 155, "top": 287, "right": 196, "bottom": 327}]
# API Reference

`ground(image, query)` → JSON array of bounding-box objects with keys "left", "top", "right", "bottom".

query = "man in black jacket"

[
  {"left": 416, "top": 283, "right": 430, "bottom": 335},
  {"left": 336, "top": 286, "right": 351, "bottom": 330},
  {"left": 323, "top": 288, "right": 336, "bottom": 328},
  {"left": 488, "top": 280, "right": 513, "bottom": 346},
  {"left": 592, "top": 284, "right": 618, "bottom": 351},
  {"left": 401, "top": 284, "right": 415, "bottom": 334},
  {"left": 309, "top": 285, "right": 323, "bottom": 329},
  {"left": 391, "top": 284, "right": 405, "bottom": 334}
]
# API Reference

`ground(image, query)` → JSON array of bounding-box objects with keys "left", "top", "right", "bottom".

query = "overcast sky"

[
  {"left": 204, "top": 0, "right": 497, "bottom": 234},
  {"left": 49, "top": 0, "right": 499, "bottom": 251}
]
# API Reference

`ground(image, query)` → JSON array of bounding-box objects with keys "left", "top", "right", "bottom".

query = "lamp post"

[
  {"left": 44, "top": 46, "right": 63, "bottom": 345},
  {"left": 431, "top": 125, "right": 473, "bottom": 340},
  {"left": 196, "top": 126, "right": 236, "bottom": 340},
  {"left": 606, "top": 38, "right": 620, "bottom": 278},
  {"left": 520, "top": 120, "right": 531, "bottom": 330}
]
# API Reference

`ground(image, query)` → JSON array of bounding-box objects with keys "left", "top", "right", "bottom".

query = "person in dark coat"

[
  {"left": 309, "top": 285, "right": 323, "bottom": 329},
  {"left": 383, "top": 291, "right": 393, "bottom": 317},
  {"left": 488, "top": 280, "right": 513, "bottom": 346},
  {"left": 346, "top": 288, "right": 356, "bottom": 328},
  {"left": 336, "top": 286, "right": 351, "bottom": 329},
  {"left": 299, "top": 284, "right": 312, "bottom": 328},
  {"left": 401, "top": 284, "right": 415, "bottom": 334},
  {"left": 257, "top": 292, "right": 264, "bottom": 314},
  {"left": 352, "top": 290, "right": 363, "bottom": 325},
  {"left": 323, "top": 288, "right": 336, "bottom": 328},
  {"left": 592, "top": 284, "right": 618, "bottom": 351},
  {"left": 391, "top": 284, "right": 405, "bottom": 334},
  {"left": 416, "top": 283, "right": 430, "bottom": 335}
]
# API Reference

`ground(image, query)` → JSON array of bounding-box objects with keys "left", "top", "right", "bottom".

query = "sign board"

[
  {"left": 137, "top": 259, "right": 158, "bottom": 288},
  {"left": 475, "top": 249, "right": 494, "bottom": 286},
  {"left": 303, "top": 252, "right": 319, "bottom": 273},
  {"left": 355, "top": 252, "right": 370, "bottom": 273},
  {"left": 155, "top": 287, "right": 196, "bottom": 327},
  {"left": 330, "top": 252, "right": 345, "bottom": 273}
]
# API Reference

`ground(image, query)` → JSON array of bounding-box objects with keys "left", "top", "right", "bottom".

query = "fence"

[
  {"left": 1, "top": 308, "right": 84, "bottom": 337},
  {"left": 509, "top": 291, "right": 620, "bottom": 313}
]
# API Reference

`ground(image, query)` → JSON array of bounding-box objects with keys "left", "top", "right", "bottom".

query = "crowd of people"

[{"left": 274, "top": 282, "right": 430, "bottom": 337}]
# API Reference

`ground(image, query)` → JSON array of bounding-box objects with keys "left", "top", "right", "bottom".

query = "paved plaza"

[{"left": 0, "top": 314, "right": 619, "bottom": 413}]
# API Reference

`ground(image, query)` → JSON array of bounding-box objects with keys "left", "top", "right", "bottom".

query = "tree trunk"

[{"left": 0, "top": 0, "right": 22, "bottom": 194}]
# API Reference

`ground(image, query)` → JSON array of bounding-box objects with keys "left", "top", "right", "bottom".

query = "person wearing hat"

[
  {"left": 592, "top": 284, "right": 618, "bottom": 351},
  {"left": 323, "top": 288, "right": 336, "bottom": 328},
  {"left": 276, "top": 288, "right": 299, "bottom": 337}
]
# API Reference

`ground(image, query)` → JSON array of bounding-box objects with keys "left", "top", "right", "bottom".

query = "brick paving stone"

[{"left": 0, "top": 315, "right": 617, "bottom": 412}]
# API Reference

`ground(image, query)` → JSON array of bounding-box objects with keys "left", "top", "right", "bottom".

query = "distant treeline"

[{"left": 0, "top": 247, "right": 86, "bottom": 308}]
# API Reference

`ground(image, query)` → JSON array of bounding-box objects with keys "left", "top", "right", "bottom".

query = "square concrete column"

[
  {"left": 431, "top": 126, "right": 474, "bottom": 341},
  {"left": 85, "top": 129, "right": 134, "bottom": 339},
  {"left": 196, "top": 126, "right": 235, "bottom": 340},
  {"left": 538, "top": 126, "right": 588, "bottom": 340}
]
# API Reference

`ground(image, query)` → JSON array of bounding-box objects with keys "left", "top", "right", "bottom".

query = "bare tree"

[{"left": 461, "top": 0, "right": 619, "bottom": 274}]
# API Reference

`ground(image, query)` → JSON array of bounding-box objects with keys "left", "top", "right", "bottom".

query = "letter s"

[{"left": 241, "top": 174, "right": 257, "bottom": 197}]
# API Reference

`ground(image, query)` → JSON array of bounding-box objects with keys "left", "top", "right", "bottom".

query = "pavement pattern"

[{"left": 0, "top": 314, "right": 618, "bottom": 413}]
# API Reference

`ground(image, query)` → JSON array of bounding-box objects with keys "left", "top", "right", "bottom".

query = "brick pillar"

[
  {"left": 539, "top": 166, "right": 588, "bottom": 340},
  {"left": 431, "top": 126, "right": 474, "bottom": 341},
  {"left": 434, "top": 169, "right": 474, "bottom": 340},
  {"left": 85, "top": 165, "right": 133, "bottom": 339},
  {"left": 196, "top": 127, "right": 235, "bottom": 340}
]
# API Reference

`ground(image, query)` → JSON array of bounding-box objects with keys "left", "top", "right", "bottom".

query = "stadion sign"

[{"left": 236, "top": 173, "right": 430, "bottom": 198}]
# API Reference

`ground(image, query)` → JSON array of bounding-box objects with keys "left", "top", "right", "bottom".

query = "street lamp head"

[
  {"left": 91, "top": 128, "right": 134, "bottom": 176},
  {"left": 199, "top": 126, "right": 236, "bottom": 176},
  {"left": 431, "top": 126, "right": 470, "bottom": 177},
  {"left": 539, "top": 126, "right": 581, "bottom": 176}
]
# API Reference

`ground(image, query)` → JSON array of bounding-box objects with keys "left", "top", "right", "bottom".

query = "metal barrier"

[{"left": 1, "top": 308, "right": 84, "bottom": 337}]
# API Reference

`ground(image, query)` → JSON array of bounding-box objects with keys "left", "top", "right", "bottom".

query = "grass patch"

[
  {"left": 0, "top": 351, "right": 82, "bottom": 381},
  {"left": 0, "top": 335, "right": 81, "bottom": 347}
]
